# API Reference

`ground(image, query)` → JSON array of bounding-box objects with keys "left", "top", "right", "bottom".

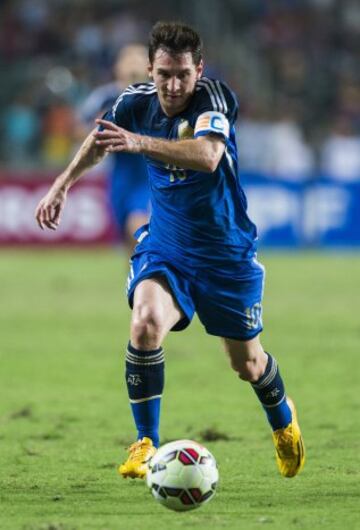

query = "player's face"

[{"left": 149, "top": 49, "right": 203, "bottom": 117}]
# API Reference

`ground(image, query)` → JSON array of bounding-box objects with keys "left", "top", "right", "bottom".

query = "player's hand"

[
  {"left": 94, "top": 119, "right": 143, "bottom": 154},
  {"left": 35, "top": 186, "right": 67, "bottom": 230}
]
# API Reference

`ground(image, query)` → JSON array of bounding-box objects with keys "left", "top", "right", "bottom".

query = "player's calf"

[
  {"left": 223, "top": 337, "right": 305, "bottom": 477},
  {"left": 250, "top": 354, "right": 305, "bottom": 477},
  {"left": 222, "top": 336, "right": 267, "bottom": 381},
  {"left": 120, "top": 277, "right": 183, "bottom": 476},
  {"left": 125, "top": 341, "right": 164, "bottom": 450},
  {"left": 250, "top": 352, "right": 292, "bottom": 430}
]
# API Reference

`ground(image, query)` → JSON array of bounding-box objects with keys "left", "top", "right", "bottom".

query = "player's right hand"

[{"left": 35, "top": 187, "right": 67, "bottom": 230}]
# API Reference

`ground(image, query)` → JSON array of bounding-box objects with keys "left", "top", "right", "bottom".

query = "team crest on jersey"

[{"left": 178, "top": 120, "right": 194, "bottom": 139}]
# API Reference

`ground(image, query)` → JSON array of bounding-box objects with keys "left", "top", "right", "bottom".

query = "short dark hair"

[{"left": 148, "top": 21, "right": 203, "bottom": 65}]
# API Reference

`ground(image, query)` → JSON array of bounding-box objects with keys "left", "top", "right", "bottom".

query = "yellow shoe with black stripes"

[
  {"left": 118, "top": 437, "right": 156, "bottom": 479},
  {"left": 272, "top": 397, "right": 305, "bottom": 478}
]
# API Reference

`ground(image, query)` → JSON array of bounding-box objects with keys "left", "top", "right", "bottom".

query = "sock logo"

[
  {"left": 127, "top": 374, "right": 142, "bottom": 386},
  {"left": 266, "top": 387, "right": 281, "bottom": 399}
]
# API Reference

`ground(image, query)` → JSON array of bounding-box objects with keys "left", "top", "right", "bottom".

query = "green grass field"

[{"left": 1, "top": 250, "right": 359, "bottom": 530}]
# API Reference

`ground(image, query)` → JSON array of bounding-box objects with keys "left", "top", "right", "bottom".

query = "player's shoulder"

[
  {"left": 112, "top": 82, "right": 157, "bottom": 115},
  {"left": 123, "top": 82, "right": 158, "bottom": 98},
  {"left": 194, "top": 77, "right": 238, "bottom": 117}
]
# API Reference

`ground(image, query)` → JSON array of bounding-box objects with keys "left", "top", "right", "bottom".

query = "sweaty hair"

[{"left": 148, "top": 21, "right": 203, "bottom": 65}]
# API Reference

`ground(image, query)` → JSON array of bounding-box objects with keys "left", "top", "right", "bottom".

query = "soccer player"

[
  {"left": 35, "top": 22, "right": 305, "bottom": 480},
  {"left": 77, "top": 44, "right": 150, "bottom": 250}
]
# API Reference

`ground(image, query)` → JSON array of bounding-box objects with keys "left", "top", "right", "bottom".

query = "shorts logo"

[
  {"left": 245, "top": 302, "right": 262, "bottom": 330},
  {"left": 127, "top": 374, "right": 142, "bottom": 386}
]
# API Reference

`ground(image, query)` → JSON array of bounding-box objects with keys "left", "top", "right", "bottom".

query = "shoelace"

[
  {"left": 127, "top": 440, "right": 150, "bottom": 462},
  {"left": 276, "top": 427, "right": 295, "bottom": 458}
]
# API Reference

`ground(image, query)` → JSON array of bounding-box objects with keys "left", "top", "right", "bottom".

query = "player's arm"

[
  {"left": 35, "top": 129, "right": 107, "bottom": 230},
  {"left": 138, "top": 135, "right": 225, "bottom": 173},
  {"left": 94, "top": 119, "right": 225, "bottom": 173}
]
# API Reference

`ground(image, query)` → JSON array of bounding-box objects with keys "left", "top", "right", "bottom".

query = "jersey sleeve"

[
  {"left": 100, "top": 83, "right": 156, "bottom": 132},
  {"left": 111, "top": 89, "right": 132, "bottom": 129},
  {"left": 193, "top": 78, "right": 238, "bottom": 144}
]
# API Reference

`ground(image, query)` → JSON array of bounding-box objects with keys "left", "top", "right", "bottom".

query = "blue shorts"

[{"left": 126, "top": 229, "right": 265, "bottom": 341}]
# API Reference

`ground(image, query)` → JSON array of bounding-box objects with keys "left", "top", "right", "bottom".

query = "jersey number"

[{"left": 169, "top": 165, "right": 187, "bottom": 183}]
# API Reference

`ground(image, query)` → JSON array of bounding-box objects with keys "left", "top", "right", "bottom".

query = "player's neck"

[
  {"left": 159, "top": 97, "right": 192, "bottom": 118},
  {"left": 161, "top": 106, "right": 186, "bottom": 118}
]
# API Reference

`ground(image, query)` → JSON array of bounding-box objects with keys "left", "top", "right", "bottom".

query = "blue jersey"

[{"left": 105, "top": 78, "right": 258, "bottom": 271}]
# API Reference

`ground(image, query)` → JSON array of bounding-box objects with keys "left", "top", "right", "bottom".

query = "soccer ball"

[{"left": 146, "top": 439, "right": 219, "bottom": 511}]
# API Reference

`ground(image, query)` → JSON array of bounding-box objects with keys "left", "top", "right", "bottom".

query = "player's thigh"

[
  {"left": 194, "top": 261, "right": 265, "bottom": 341},
  {"left": 132, "top": 276, "right": 184, "bottom": 337}
]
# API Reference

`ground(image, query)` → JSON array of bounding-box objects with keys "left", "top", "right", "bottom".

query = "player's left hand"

[{"left": 94, "top": 119, "right": 143, "bottom": 154}]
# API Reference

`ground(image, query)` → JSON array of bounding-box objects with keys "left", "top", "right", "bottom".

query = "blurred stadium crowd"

[{"left": 0, "top": 0, "right": 359, "bottom": 181}]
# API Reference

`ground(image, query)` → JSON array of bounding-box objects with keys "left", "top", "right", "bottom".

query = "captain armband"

[{"left": 194, "top": 111, "right": 230, "bottom": 140}]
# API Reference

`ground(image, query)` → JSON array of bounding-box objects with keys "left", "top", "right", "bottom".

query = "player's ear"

[
  {"left": 196, "top": 59, "right": 204, "bottom": 80},
  {"left": 148, "top": 63, "right": 153, "bottom": 79}
]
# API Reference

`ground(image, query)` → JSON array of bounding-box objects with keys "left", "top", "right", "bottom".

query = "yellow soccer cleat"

[
  {"left": 118, "top": 437, "right": 157, "bottom": 479},
  {"left": 272, "top": 397, "right": 305, "bottom": 478}
]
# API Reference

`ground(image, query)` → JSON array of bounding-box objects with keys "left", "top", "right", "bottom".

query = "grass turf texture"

[{"left": 0, "top": 249, "right": 359, "bottom": 530}]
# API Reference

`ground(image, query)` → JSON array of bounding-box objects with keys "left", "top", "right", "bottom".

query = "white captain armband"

[{"left": 194, "top": 111, "right": 230, "bottom": 140}]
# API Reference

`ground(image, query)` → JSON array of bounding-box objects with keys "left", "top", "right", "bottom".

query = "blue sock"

[
  {"left": 251, "top": 353, "right": 292, "bottom": 431},
  {"left": 125, "top": 341, "right": 164, "bottom": 447}
]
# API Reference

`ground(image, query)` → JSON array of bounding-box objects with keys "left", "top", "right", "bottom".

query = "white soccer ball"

[{"left": 146, "top": 439, "right": 219, "bottom": 511}]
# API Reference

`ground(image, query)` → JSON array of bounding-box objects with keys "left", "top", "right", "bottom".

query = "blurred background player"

[{"left": 77, "top": 44, "right": 150, "bottom": 251}]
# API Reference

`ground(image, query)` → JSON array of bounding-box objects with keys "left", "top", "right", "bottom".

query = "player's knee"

[{"left": 131, "top": 305, "right": 164, "bottom": 349}]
